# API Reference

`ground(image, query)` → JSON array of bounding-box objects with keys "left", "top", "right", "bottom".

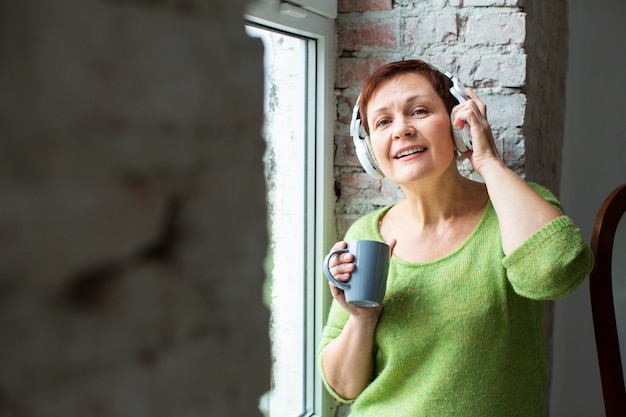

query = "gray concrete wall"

[
  {"left": 0, "top": 0, "right": 270, "bottom": 415},
  {"left": 524, "top": 0, "right": 569, "bottom": 193},
  {"left": 552, "top": 0, "right": 626, "bottom": 415}
]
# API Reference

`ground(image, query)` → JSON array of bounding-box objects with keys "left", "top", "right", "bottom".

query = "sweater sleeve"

[{"left": 502, "top": 184, "right": 594, "bottom": 300}]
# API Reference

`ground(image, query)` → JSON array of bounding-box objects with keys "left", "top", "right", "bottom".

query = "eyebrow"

[{"left": 370, "top": 94, "right": 429, "bottom": 117}]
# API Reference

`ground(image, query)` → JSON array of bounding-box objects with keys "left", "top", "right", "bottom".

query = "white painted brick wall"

[{"left": 465, "top": 13, "right": 526, "bottom": 45}]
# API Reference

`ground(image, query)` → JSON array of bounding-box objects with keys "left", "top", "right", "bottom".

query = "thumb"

[{"left": 386, "top": 239, "right": 397, "bottom": 257}]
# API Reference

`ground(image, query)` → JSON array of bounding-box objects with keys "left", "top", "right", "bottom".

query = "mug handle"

[{"left": 323, "top": 248, "right": 351, "bottom": 290}]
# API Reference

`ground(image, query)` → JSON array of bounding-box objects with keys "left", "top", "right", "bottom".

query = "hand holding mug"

[{"left": 323, "top": 240, "right": 394, "bottom": 309}]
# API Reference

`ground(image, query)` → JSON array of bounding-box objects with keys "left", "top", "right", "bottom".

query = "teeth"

[{"left": 395, "top": 147, "right": 426, "bottom": 158}]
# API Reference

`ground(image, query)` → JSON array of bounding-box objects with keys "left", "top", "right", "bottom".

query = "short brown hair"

[{"left": 358, "top": 60, "right": 458, "bottom": 134}]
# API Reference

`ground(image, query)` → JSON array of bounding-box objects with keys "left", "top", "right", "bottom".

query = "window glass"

[{"left": 246, "top": 24, "right": 309, "bottom": 416}]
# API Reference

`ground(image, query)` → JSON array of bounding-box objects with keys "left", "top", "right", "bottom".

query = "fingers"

[
  {"left": 331, "top": 240, "right": 347, "bottom": 251},
  {"left": 464, "top": 87, "right": 487, "bottom": 117},
  {"left": 450, "top": 88, "right": 497, "bottom": 158},
  {"left": 330, "top": 254, "right": 355, "bottom": 280},
  {"left": 326, "top": 242, "right": 351, "bottom": 307},
  {"left": 328, "top": 241, "right": 355, "bottom": 282},
  {"left": 452, "top": 89, "right": 487, "bottom": 125}
]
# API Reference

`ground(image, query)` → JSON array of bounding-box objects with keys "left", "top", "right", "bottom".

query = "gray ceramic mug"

[{"left": 323, "top": 240, "right": 390, "bottom": 307}]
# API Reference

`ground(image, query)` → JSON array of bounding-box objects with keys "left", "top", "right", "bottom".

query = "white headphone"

[{"left": 350, "top": 71, "right": 473, "bottom": 179}]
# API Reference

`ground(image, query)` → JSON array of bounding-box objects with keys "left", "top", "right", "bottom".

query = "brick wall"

[
  {"left": 0, "top": 0, "right": 269, "bottom": 415},
  {"left": 334, "top": 0, "right": 567, "bottom": 239}
]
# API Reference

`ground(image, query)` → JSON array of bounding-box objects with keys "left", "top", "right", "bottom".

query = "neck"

[{"left": 397, "top": 169, "right": 483, "bottom": 226}]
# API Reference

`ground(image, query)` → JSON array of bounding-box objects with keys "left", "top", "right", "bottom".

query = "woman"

[{"left": 319, "top": 60, "right": 593, "bottom": 416}]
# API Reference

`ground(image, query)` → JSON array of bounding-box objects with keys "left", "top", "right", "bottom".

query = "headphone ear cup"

[
  {"left": 445, "top": 72, "right": 473, "bottom": 152},
  {"left": 451, "top": 119, "right": 470, "bottom": 153},
  {"left": 351, "top": 119, "right": 385, "bottom": 179},
  {"left": 350, "top": 97, "right": 385, "bottom": 179}
]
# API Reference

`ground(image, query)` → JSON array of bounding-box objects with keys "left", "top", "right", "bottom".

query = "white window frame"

[
  {"left": 245, "top": 1, "right": 335, "bottom": 416},
  {"left": 290, "top": 0, "right": 337, "bottom": 19}
]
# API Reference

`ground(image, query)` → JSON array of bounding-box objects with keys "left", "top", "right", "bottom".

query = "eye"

[
  {"left": 375, "top": 118, "right": 392, "bottom": 129},
  {"left": 411, "top": 107, "right": 428, "bottom": 117}
]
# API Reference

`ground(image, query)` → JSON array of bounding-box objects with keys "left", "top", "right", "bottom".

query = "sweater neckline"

[{"left": 370, "top": 199, "right": 494, "bottom": 267}]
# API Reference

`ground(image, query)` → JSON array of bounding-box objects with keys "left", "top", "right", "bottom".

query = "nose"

[{"left": 392, "top": 117, "right": 415, "bottom": 139}]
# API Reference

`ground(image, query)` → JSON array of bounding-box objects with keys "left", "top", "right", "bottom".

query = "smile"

[{"left": 394, "top": 147, "right": 427, "bottom": 159}]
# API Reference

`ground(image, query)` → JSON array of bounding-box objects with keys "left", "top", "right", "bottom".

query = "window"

[{"left": 245, "top": 1, "right": 335, "bottom": 416}]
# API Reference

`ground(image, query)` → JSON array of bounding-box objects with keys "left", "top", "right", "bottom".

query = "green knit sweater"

[{"left": 319, "top": 183, "right": 594, "bottom": 417}]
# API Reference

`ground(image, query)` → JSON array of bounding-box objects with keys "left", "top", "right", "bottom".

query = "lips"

[{"left": 394, "top": 147, "right": 427, "bottom": 159}]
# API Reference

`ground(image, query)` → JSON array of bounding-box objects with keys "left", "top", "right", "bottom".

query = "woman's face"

[{"left": 366, "top": 72, "right": 456, "bottom": 184}]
